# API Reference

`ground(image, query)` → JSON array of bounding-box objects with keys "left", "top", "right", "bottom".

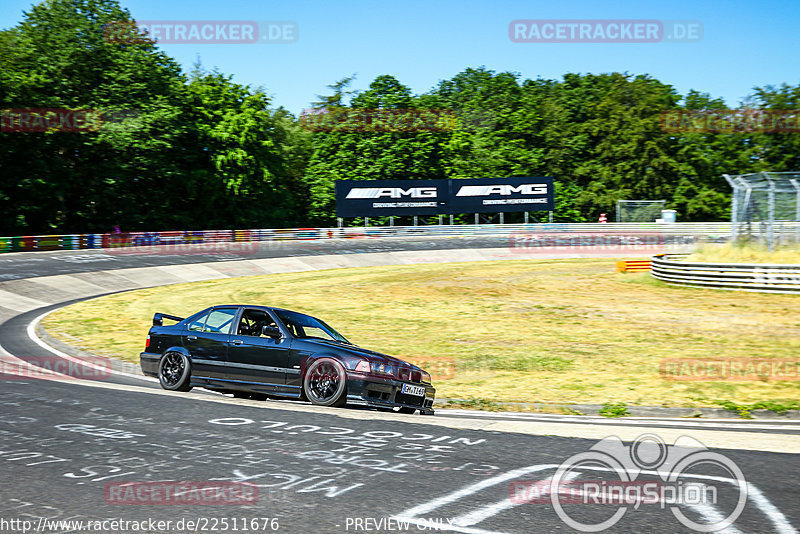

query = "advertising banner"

[{"left": 335, "top": 177, "right": 554, "bottom": 217}]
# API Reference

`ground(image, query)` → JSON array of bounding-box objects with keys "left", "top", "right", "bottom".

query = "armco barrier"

[
  {"left": 651, "top": 253, "right": 800, "bottom": 294},
  {"left": 1, "top": 222, "right": 796, "bottom": 254}
]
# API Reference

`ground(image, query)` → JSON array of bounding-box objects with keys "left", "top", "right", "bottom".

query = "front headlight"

[{"left": 371, "top": 362, "right": 395, "bottom": 377}]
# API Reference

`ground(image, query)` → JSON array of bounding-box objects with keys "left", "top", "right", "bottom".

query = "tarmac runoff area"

[{"left": 0, "top": 239, "right": 795, "bottom": 454}]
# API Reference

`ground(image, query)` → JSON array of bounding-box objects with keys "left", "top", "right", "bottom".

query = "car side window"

[
  {"left": 187, "top": 312, "right": 208, "bottom": 332},
  {"left": 203, "top": 308, "right": 237, "bottom": 334},
  {"left": 237, "top": 309, "right": 276, "bottom": 337}
]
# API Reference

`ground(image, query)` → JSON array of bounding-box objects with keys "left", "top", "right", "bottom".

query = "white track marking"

[
  {"left": 0, "top": 342, "right": 62, "bottom": 378},
  {"left": 393, "top": 465, "right": 798, "bottom": 534},
  {"left": 439, "top": 410, "right": 800, "bottom": 431},
  {"left": 394, "top": 464, "right": 557, "bottom": 520},
  {"left": 683, "top": 500, "right": 746, "bottom": 534},
  {"left": 745, "top": 482, "right": 799, "bottom": 533},
  {"left": 27, "top": 309, "right": 157, "bottom": 382},
  {"left": 451, "top": 472, "right": 580, "bottom": 527}
]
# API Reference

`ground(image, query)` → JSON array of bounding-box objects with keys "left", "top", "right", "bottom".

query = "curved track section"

[{"left": 1, "top": 239, "right": 799, "bottom": 533}]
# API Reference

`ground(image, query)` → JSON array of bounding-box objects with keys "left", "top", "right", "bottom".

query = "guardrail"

[
  {"left": 0, "top": 222, "right": 743, "bottom": 253},
  {"left": 651, "top": 254, "right": 800, "bottom": 294}
]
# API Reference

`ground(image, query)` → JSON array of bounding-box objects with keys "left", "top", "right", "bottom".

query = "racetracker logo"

[
  {"left": 509, "top": 230, "right": 674, "bottom": 256},
  {"left": 104, "top": 20, "right": 298, "bottom": 44},
  {"left": 1, "top": 108, "right": 140, "bottom": 133},
  {"left": 0, "top": 356, "right": 112, "bottom": 381},
  {"left": 105, "top": 481, "right": 258, "bottom": 505},
  {"left": 2, "top": 108, "right": 101, "bottom": 132},
  {"left": 660, "top": 109, "right": 800, "bottom": 134},
  {"left": 105, "top": 233, "right": 258, "bottom": 257},
  {"left": 298, "top": 108, "right": 458, "bottom": 133},
  {"left": 509, "top": 19, "right": 702, "bottom": 43},
  {"left": 660, "top": 358, "right": 800, "bottom": 381}
]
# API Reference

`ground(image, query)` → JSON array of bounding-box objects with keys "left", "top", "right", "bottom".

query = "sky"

[{"left": 2, "top": 0, "right": 799, "bottom": 114}]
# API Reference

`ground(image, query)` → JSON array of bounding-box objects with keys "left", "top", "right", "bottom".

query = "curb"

[{"left": 438, "top": 398, "right": 800, "bottom": 420}]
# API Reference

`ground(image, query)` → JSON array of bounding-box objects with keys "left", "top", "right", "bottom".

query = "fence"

[
  {"left": 0, "top": 223, "right": 742, "bottom": 253},
  {"left": 651, "top": 253, "right": 800, "bottom": 294},
  {"left": 724, "top": 172, "right": 800, "bottom": 251}
]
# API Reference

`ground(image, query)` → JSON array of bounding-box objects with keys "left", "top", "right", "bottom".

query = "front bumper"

[{"left": 345, "top": 372, "right": 435, "bottom": 414}]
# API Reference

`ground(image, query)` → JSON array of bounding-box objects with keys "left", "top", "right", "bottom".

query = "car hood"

[{"left": 304, "top": 339, "right": 423, "bottom": 370}]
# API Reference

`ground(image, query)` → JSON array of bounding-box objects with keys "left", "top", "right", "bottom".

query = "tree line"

[{"left": 1, "top": 0, "right": 798, "bottom": 234}]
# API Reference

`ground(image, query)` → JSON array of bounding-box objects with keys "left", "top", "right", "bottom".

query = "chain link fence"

[
  {"left": 616, "top": 200, "right": 666, "bottom": 222},
  {"left": 724, "top": 172, "right": 800, "bottom": 250}
]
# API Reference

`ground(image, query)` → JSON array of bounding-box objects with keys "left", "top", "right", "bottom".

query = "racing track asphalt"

[{"left": 0, "top": 237, "right": 799, "bottom": 533}]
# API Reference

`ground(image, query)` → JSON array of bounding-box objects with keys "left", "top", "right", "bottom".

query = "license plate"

[{"left": 401, "top": 384, "right": 426, "bottom": 397}]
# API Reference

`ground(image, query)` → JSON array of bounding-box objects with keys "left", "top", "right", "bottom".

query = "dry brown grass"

[{"left": 43, "top": 258, "right": 800, "bottom": 408}]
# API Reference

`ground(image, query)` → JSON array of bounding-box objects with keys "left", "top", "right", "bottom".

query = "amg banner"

[{"left": 335, "top": 177, "right": 554, "bottom": 217}]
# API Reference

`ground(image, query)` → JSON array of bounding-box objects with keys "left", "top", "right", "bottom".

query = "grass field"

[
  {"left": 687, "top": 243, "right": 800, "bottom": 264},
  {"left": 43, "top": 258, "right": 800, "bottom": 410}
]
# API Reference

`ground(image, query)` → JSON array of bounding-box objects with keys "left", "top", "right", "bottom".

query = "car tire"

[
  {"left": 158, "top": 351, "right": 192, "bottom": 392},
  {"left": 303, "top": 358, "right": 347, "bottom": 407}
]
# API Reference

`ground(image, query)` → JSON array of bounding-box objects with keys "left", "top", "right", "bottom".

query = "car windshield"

[{"left": 274, "top": 310, "right": 350, "bottom": 344}]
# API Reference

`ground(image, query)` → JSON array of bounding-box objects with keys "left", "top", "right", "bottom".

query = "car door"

[
  {"left": 226, "top": 308, "right": 291, "bottom": 387},
  {"left": 183, "top": 307, "right": 237, "bottom": 380}
]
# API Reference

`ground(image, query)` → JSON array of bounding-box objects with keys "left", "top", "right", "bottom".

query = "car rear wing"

[{"left": 153, "top": 313, "right": 184, "bottom": 327}]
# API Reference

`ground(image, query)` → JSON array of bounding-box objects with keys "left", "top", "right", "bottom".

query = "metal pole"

[
  {"left": 765, "top": 172, "right": 775, "bottom": 251},
  {"left": 365, "top": 217, "right": 369, "bottom": 228},
  {"left": 723, "top": 174, "right": 737, "bottom": 243},
  {"left": 413, "top": 216, "right": 418, "bottom": 226},
  {"left": 524, "top": 211, "right": 529, "bottom": 224},
  {"left": 337, "top": 217, "right": 343, "bottom": 228},
  {"left": 449, "top": 215, "right": 453, "bottom": 225},
  {"left": 499, "top": 213, "right": 504, "bottom": 224},
  {"left": 789, "top": 178, "right": 800, "bottom": 244},
  {"left": 474, "top": 214, "right": 479, "bottom": 225},
  {"left": 438, "top": 215, "right": 443, "bottom": 225},
  {"left": 549, "top": 211, "right": 554, "bottom": 223},
  {"left": 390, "top": 216, "right": 394, "bottom": 227}
]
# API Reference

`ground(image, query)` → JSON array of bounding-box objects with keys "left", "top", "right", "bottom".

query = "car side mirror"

[{"left": 262, "top": 325, "right": 282, "bottom": 339}]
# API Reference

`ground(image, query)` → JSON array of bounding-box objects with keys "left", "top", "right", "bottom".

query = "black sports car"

[{"left": 140, "top": 305, "right": 435, "bottom": 414}]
